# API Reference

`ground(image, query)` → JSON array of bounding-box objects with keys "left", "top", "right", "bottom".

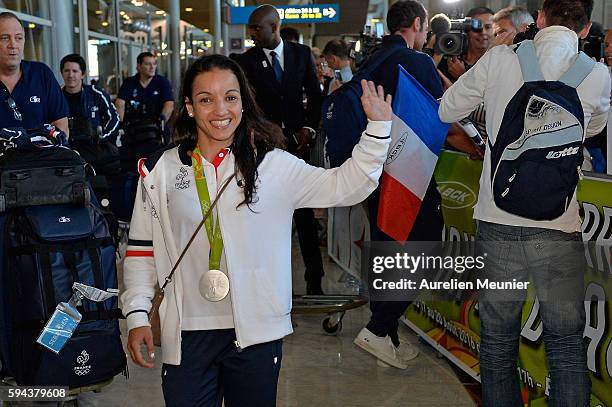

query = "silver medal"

[{"left": 199, "top": 269, "right": 230, "bottom": 301}]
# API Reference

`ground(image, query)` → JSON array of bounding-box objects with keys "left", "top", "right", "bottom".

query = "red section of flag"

[
  {"left": 126, "top": 250, "right": 154, "bottom": 257},
  {"left": 376, "top": 173, "right": 422, "bottom": 241}
]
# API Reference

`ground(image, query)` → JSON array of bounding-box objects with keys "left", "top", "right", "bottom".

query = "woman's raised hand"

[{"left": 360, "top": 80, "right": 392, "bottom": 122}]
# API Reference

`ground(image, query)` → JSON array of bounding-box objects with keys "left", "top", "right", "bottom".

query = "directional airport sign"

[{"left": 229, "top": 4, "right": 340, "bottom": 25}]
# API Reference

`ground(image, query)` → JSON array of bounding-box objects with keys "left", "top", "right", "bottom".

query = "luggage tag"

[
  {"left": 37, "top": 283, "right": 119, "bottom": 354},
  {"left": 36, "top": 296, "right": 82, "bottom": 354}
]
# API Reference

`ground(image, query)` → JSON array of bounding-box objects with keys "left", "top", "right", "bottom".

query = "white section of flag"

[{"left": 384, "top": 113, "right": 439, "bottom": 200}]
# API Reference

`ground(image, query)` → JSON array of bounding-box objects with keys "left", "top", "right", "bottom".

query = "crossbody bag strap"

[{"left": 159, "top": 173, "right": 236, "bottom": 292}]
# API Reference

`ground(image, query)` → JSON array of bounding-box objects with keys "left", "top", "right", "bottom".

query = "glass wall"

[
  {"left": 1, "top": 0, "right": 205, "bottom": 98},
  {"left": 88, "top": 38, "right": 118, "bottom": 97},
  {"left": 117, "top": 1, "right": 172, "bottom": 81},
  {"left": 87, "top": 0, "right": 119, "bottom": 98},
  {"left": 118, "top": 0, "right": 149, "bottom": 45},
  {"left": 87, "top": 0, "right": 114, "bottom": 36},
  {"left": 23, "top": 21, "right": 52, "bottom": 63},
  {"left": 156, "top": 51, "right": 170, "bottom": 78},
  {"left": 120, "top": 41, "right": 143, "bottom": 79},
  {"left": 149, "top": 9, "right": 166, "bottom": 50},
  {"left": 0, "top": 0, "right": 49, "bottom": 18}
]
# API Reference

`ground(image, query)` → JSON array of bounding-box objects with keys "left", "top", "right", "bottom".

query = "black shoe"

[{"left": 306, "top": 280, "right": 324, "bottom": 295}]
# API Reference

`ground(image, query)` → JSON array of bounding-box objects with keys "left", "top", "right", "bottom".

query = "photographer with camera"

[
  {"left": 437, "top": 7, "right": 494, "bottom": 83},
  {"left": 492, "top": 6, "right": 534, "bottom": 46},
  {"left": 439, "top": 0, "right": 610, "bottom": 404},
  {"left": 430, "top": 9, "right": 496, "bottom": 148}
]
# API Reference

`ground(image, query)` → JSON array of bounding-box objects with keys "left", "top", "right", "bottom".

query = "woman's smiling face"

[{"left": 187, "top": 68, "right": 243, "bottom": 146}]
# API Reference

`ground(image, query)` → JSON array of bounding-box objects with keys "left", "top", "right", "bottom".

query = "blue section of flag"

[{"left": 393, "top": 65, "right": 449, "bottom": 156}]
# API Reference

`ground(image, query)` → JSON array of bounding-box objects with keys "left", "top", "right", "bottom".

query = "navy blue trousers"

[
  {"left": 366, "top": 183, "right": 443, "bottom": 345},
  {"left": 162, "top": 330, "right": 283, "bottom": 407}
]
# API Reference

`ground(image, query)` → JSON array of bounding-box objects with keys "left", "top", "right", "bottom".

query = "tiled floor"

[{"left": 53, "top": 237, "right": 477, "bottom": 406}]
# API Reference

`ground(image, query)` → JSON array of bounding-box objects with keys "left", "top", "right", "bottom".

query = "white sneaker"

[
  {"left": 376, "top": 341, "right": 419, "bottom": 367},
  {"left": 353, "top": 328, "right": 409, "bottom": 369}
]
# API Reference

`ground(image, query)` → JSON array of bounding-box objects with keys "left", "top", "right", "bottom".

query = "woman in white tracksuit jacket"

[{"left": 121, "top": 54, "right": 392, "bottom": 406}]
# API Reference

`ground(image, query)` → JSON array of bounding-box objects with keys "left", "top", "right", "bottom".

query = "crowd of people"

[{"left": 0, "top": 0, "right": 610, "bottom": 405}]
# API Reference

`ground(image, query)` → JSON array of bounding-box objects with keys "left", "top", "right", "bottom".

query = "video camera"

[
  {"left": 349, "top": 23, "right": 384, "bottom": 68},
  {"left": 435, "top": 18, "right": 483, "bottom": 56}
]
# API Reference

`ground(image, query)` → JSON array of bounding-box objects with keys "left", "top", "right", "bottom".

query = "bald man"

[{"left": 234, "top": 5, "right": 325, "bottom": 294}]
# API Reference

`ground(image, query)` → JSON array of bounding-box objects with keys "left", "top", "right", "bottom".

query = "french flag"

[{"left": 377, "top": 66, "right": 449, "bottom": 241}]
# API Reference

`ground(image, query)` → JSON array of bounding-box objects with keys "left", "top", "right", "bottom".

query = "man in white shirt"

[{"left": 439, "top": 0, "right": 610, "bottom": 405}]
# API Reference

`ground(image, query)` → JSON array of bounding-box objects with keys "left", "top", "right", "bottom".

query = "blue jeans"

[{"left": 477, "top": 221, "right": 589, "bottom": 407}]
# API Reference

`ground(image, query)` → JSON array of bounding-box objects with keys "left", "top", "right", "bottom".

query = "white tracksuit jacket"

[{"left": 121, "top": 120, "right": 391, "bottom": 365}]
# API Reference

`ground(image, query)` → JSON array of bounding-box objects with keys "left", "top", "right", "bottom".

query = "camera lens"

[
  {"left": 444, "top": 38, "right": 456, "bottom": 49},
  {"left": 437, "top": 32, "right": 464, "bottom": 56},
  {"left": 436, "top": 31, "right": 465, "bottom": 55}
]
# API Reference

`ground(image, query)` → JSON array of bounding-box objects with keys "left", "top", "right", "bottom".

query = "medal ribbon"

[{"left": 191, "top": 148, "right": 224, "bottom": 270}]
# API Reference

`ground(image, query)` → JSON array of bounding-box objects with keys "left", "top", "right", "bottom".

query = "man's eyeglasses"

[{"left": 6, "top": 96, "right": 22, "bottom": 121}]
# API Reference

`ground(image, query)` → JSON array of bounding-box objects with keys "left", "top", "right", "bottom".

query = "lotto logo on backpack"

[{"left": 546, "top": 146, "right": 580, "bottom": 159}]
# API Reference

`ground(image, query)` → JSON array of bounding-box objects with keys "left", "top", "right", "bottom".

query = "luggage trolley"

[{"left": 291, "top": 295, "right": 367, "bottom": 335}]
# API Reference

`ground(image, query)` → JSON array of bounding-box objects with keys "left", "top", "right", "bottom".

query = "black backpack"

[
  {"left": 122, "top": 97, "right": 165, "bottom": 151},
  {"left": 122, "top": 117, "right": 164, "bottom": 147},
  {"left": 490, "top": 40, "right": 595, "bottom": 220},
  {"left": 0, "top": 128, "right": 126, "bottom": 388},
  {"left": 120, "top": 117, "right": 166, "bottom": 177}
]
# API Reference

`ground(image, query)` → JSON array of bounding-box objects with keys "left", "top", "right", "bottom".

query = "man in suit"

[{"left": 236, "top": 5, "right": 324, "bottom": 294}]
